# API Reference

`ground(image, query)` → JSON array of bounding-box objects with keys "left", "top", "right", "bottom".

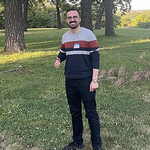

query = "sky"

[{"left": 131, "top": 0, "right": 150, "bottom": 10}]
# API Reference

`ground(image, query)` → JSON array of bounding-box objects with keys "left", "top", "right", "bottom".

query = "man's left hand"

[{"left": 90, "top": 81, "right": 99, "bottom": 92}]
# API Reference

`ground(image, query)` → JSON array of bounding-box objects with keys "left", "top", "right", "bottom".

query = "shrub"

[{"left": 137, "top": 22, "right": 150, "bottom": 29}]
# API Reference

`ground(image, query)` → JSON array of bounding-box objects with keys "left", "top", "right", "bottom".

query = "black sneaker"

[{"left": 62, "top": 142, "right": 85, "bottom": 150}]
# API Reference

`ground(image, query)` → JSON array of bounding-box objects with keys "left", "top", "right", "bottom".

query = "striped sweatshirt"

[{"left": 58, "top": 27, "right": 100, "bottom": 79}]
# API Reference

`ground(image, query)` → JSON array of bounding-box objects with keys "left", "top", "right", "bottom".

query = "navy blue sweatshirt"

[{"left": 58, "top": 27, "right": 100, "bottom": 79}]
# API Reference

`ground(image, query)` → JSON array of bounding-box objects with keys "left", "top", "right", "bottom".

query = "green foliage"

[
  {"left": 27, "top": 0, "right": 73, "bottom": 28},
  {"left": 113, "top": 0, "right": 131, "bottom": 15},
  {"left": 0, "top": 28, "right": 150, "bottom": 149},
  {"left": 27, "top": 1, "right": 58, "bottom": 28},
  {"left": 28, "top": 8, "right": 57, "bottom": 28},
  {"left": 0, "top": 15, "right": 4, "bottom": 29},
  {"left": 0, "top": 4, "right": 4, "bottom": 29},
  {"left": 118, "top": 10, "right": 150, "bottom": 28},
  {"left": 137, "top": 22, "right": 150, "bottom": 29},
  {"left": 113, "top": 15, "right": 121, "bottom": 28},
  {"left": 92, "top": 0, "right": 131, "bottom": 15}
]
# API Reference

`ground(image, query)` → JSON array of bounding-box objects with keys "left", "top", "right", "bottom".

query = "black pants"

[{"left": 65, "top": 77, "right": 102, "bottom": 148}]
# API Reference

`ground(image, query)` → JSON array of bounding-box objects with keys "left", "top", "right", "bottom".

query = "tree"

[
  {"left": 81, "top": 0, "right": 92, "bottom": 31},
  {"left": 56, "top": 1, "right": 61, "bottom": 29},
  {"left": 49, "top": 0, "right": 62, "bottom": 29},
  {"left": 4, "top": 0, "right": 26, "bottom": 53},
  {"left": 94, "top": 0, "right": 131, "bottom": 29},
  {"left": 49, "top": 0, "right": 68, "bottom": 29},
  {"left": 95, "top": 0, "right": 104, "bottom": 29},
  {"left": 104, "top": 0, "right": 115, "bottom": 36},
  {"left": 23, "top": 0, "right": 29, "bottom": 31},
  {"left": 114, "top": 0, "right": 131, "bottom": 15}
]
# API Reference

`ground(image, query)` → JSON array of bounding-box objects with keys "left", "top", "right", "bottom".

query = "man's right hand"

[{"left": 54, "top": 57, "right": 61, "bottom": 69}]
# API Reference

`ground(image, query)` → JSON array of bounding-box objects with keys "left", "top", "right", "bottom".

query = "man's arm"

[{"left": 90, "top": 69, "right": 99, "bottom": 92}]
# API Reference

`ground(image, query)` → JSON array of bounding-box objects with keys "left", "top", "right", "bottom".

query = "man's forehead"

[{"left": 67, "top": 11, "right": 79, "bottom": 16}]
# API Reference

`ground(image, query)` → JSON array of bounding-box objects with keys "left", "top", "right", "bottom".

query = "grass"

[{"left": 0, "top": 28, "right": 150, "bottom": 150}]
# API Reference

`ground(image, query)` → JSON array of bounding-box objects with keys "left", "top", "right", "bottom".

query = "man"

[{"left": 54, "top": 8, "right": 102, "bottom": 150}]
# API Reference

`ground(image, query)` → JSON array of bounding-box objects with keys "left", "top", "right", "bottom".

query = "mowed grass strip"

[{"left": 0, "top": 28, "right": 150, "bottom": 150}]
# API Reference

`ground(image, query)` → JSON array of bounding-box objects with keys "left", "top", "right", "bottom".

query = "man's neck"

[{"left": 70, "top": 26, "right": 82, "bottom": 34}]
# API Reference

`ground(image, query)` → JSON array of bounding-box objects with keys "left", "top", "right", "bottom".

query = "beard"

[{"left": 68, "top": 21, "right": 80, "bottom": 29}]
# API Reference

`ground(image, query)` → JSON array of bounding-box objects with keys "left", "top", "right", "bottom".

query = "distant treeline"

[
  {"left": 0, "top": 7, "right": 150, "bottom": 29},
  {"left": 117, "top": 10, "right": 150, "bottom": 29}
]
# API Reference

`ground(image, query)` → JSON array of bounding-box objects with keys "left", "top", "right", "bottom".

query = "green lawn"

[{"left": 0, "top": 28, "right": 150, "bottom": 150}]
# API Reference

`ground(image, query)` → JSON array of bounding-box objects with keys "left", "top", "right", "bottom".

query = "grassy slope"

[{"left": 0, "top": 28, "right": 150, "bottom": 150}]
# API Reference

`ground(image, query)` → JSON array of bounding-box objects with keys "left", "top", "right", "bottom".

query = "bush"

[
  {"left": 137, "top": 22, "right": 150, "bottom": 29},
  {"left": 27, "top": 8, "right": 57, "bottom": 28},
  {"left": 0, "top": 16, "right": 4, "bottom": 29}
]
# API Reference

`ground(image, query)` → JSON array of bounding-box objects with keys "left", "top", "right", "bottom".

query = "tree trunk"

[
  {"left": 56, "top": 2, "right": 61, "bottom": 29},
  {"left": 4, "top": 0, "right": 26, "bottom": 53},
  {"left": 23, "top": 0, "right": 29, "bottom": 31},
  {"left": 95, "top": 0, "right": 104, "bottom": 29},
  {"left": 81, "top": 0, "right": 92, "bottom": 31},
  {"left": 104, "top": 0, "right": 115, "bottom": 36}
]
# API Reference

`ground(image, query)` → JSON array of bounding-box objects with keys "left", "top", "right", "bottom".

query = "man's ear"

[{"left": 79, "top": 18, "right": 81, "bottom": 23}]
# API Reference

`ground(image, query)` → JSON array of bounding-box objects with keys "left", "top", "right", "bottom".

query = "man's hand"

[
  {"left": 90, "top": 69, "right": 99, "bottom": 92},
  {"left": 90, "top": 81, "right": 99, "bottom": 92},
  {"left": 54, "top": 57, "right": 61, "bottom": 69}
]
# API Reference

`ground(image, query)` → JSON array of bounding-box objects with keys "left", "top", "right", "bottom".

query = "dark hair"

[{"left": 66, "top": 8, "right": 80, "bottom": 16}]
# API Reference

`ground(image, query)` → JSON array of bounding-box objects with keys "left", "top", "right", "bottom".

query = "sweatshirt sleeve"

[
  {"left": 89, "top": 34, "right": 100, "bottom": 69},
  {"left": 57, "top": 43, "right": 66, "bottom": 62},
  {"left": 90, "top": 48, "right": 100, "bottom": 69}
]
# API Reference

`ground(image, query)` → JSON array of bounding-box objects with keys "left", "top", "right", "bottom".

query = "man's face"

[{"left": 66, "top": 10, "right": 81, "bottom": 29}]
